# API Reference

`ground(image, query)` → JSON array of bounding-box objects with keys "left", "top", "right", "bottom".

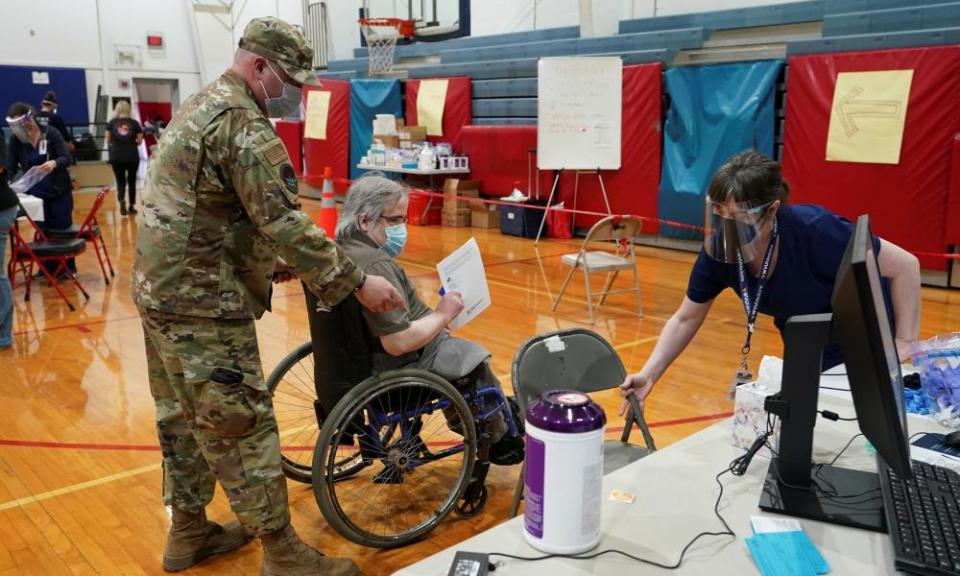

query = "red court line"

[
  {"left": 607, "top": 410, "right": 733, "bottom": 434},
  {"left": 0, "top": 439, "right": 159, "bottom": 451},
  {"left": 0, "top": 411, "right": 733, "bottom": 453}
]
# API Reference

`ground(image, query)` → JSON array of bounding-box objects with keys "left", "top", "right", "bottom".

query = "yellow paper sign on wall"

[
  {"left": 826, "top": 70, "right": 913, "bottom": 165},
  {"left": 417, "top": 79, "right": 449, "bottom": 137},
  {"left": 304, "top": 90, "right": 331, "bottom": 140}
]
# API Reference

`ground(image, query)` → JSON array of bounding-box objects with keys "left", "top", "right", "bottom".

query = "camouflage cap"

[{"left": 239, "top": 16, "right": 321, "bottom": 87}]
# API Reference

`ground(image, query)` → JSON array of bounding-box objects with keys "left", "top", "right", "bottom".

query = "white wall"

[
  {"left": 233, "top": 0, "right": 305, "bottom": 46},
  {"left": 0, "top": 0, "right": 207, "bottom": 122},
  {"left": 327, "top": 0, "right": 804, "bottom": 61}
]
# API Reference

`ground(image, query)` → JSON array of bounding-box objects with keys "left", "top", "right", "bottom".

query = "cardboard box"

[
  {"left": 471, "top": 205, "right": 501, "bottom": 228},
  {"left": 442, "top": 178, "right": 480, "bottom": 210},
  {"left": 469, "top": 193, "right": 496, "bottom": 212},
  {"left": 399, "top": 126, "right": 427, "bottom": 144},
  {"left": 372, "top": 134, "right": 400, "bottom": 149},
  {"left": 442, "top": 208, "right": 471, "bottom": 228}
]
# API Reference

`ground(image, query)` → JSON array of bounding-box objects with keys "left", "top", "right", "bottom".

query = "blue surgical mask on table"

[
  {"left": 260, "top": 61, "right": 302, "bottom": 118},
  {"left": 382, "top": 224, "right": 408, "bottom": 257}
]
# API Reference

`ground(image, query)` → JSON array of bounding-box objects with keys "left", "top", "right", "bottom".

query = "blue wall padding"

[
  {"left": 349, "top": 79, "right": 403, "bottom": 179},
  {"left": 0, "top": 65, "right": 89, "bottom": 125},
  {"left": 658, "top": 60, "right": 783, "bottom": 239}
]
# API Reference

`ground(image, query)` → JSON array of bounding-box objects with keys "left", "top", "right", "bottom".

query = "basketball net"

[{"left": 360, "top": 20, "right": 402, "bottom": 75}]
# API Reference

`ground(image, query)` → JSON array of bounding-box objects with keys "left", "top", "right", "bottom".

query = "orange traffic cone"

[{"left": 317, "top": 166, "right": 338, "bottom": 237}]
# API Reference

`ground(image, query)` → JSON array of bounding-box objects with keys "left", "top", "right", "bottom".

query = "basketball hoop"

[{"left": 358, "top": 18, "right": 414, "bottom": 75}]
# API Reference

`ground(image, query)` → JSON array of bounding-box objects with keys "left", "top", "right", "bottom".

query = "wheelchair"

[{"left": 266, "top": 286, "right": 521, "bottom": 548}]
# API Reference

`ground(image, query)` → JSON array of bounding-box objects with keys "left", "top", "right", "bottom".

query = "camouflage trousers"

[{"left": 140, "top": 310, "right": 290, "bottom": 536}]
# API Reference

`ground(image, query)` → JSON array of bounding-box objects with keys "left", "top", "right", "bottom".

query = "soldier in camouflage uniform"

[{"left": 133, "top": 16, "right": 403, "bottom": 576}]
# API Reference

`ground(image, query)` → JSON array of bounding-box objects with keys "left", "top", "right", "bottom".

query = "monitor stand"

[{"left": 756, "top": 313, "right": 887, "bottom": 533}]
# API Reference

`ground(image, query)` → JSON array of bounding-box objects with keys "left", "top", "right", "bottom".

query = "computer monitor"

[
  {"left": 759, "top": 214, "right": 910, "bottom": 532},
  {"left": 831, "top": 215, "right": 912, "bottom": 478}
]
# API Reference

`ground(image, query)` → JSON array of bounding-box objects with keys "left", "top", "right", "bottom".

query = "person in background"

[
  {"left": 0, "top": 136, "right": 17, "bottom": 350},
  {"left": 36, "top": 91, "right": 73, "bottom": 153},
  {"left": 5, "top": 102, "right": 76, "bottom": 275},
  {"left": 618, "top": 150, "right": 921, "bottom": 417},
  {"left": 105, "top": 100, "right": 143, "bottom": 215},
  {"left": 336, "top": 174, "right": 525, "bottom": 467}
]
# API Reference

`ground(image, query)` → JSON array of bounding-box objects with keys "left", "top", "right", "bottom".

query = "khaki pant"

[{"left": 140, "top": 310, "right": 290, "bottom": 536}]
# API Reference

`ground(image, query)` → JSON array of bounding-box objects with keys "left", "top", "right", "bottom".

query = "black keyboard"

[{"left": 881, "top": 459, "right": 960, "bottom": 575}]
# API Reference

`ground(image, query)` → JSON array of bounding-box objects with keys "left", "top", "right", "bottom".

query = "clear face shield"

[
  {"left": 704, "top": 199, "right": 776, "bottom": 264},
  {"left": 6, "top": 112, "right": 34, "bottom": 144}
]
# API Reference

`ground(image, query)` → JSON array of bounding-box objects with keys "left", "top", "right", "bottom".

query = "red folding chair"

[
  {"left": 8, "top": 201, "right": 90, "bottom": 311},
  {"left": 44, "top": 186, "right": 115, "bottom": 284}
]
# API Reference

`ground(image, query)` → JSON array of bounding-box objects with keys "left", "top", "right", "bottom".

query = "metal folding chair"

[
  {"left": 508, "top": 328, "right": 657, "bottom": 517},
  {"left": 553, "top": 215, "right": 644, "bottom": 323},
  {"left": 45, "top": 187, "right": 115, "bottom": 284},
  {"left": 8, "top": 200, "right": 89, "bottom": 311}
]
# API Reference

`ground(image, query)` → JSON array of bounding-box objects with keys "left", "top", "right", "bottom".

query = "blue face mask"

[{"left": 382, "top": 224, "right": 407, "bottom": 257}]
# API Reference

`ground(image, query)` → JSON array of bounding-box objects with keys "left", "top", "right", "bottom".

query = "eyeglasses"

[{"left": 380, "top": 215, "right": 408, "bottom": 226}]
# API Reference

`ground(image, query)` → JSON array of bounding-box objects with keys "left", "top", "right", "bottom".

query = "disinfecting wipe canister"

[{"left": 524, "top": 390, "right": 606, "bottom": 554}]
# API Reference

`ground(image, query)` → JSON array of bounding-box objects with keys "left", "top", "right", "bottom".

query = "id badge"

[
  {"left": 728, "top": 369, "right": 755, "bottom": 399},
  {"left": 38, "top": 139, "right": 47, "bottom": 155}
]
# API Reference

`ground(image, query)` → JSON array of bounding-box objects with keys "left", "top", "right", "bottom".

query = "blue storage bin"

[{"left": 500, "top": 200, "right": 546, "bottom": 238}]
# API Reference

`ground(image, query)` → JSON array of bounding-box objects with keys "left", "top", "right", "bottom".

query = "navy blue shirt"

[{"left": 687, "top": 204, "right": 887, "bottom": 369}]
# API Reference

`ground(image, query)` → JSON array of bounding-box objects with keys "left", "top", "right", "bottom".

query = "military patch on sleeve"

[
  {"left": 281, "top": 164, "right": 298, "bottom": 195},
  {"left": 263, "top": 141, "right": 289, "bottom": 166}
]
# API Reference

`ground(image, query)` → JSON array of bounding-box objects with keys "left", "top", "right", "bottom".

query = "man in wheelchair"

[{"left": 334, "top": 175, "right": 524, "bottom": 466}]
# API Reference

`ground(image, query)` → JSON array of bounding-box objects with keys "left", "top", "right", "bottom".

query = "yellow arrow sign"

[
  {"left": 826, "top": 70, "right": 914, "bottom": 165},
  {"left": 835, "top": 86, "right": 903, "bottom": 137}
]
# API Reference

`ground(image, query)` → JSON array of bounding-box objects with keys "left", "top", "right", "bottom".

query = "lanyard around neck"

[{"left": 735, "top": 218, "right": 779, "bottom": 358}]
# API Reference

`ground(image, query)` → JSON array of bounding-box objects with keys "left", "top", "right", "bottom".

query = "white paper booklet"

[{"left": 436, "top": 237, "right": 491, "bottom": 330}]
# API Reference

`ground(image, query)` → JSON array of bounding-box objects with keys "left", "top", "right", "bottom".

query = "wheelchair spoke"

[{"left": 320, "top": 378, "right": 475, "bottom": 545}]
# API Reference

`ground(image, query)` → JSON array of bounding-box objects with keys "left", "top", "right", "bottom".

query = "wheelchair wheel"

[
  {"left": 266, "top": 342, "right": 365, "bottom": 485},
  {"left": 313, "top": 369, "right": 477, "bottom": 548}
]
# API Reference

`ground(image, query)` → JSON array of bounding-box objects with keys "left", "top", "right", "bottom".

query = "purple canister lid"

[{"left": 525, "top": 390, "right": 606, "bottom": 433}]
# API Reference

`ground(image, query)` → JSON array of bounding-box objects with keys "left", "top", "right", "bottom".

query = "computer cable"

[
  {"left": 819, "top": 410, "right": 856, "bottom": 422},
  {"left": 488, "top": 458, "right": 741, "bottom": 569}
]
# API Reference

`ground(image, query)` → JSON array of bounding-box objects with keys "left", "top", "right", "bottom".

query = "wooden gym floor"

[{"left": 1, "top": 189, "right": 957, "bottom": 575}]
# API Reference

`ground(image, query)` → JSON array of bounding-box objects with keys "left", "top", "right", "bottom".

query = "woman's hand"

[
  {"left": 38, "top": 160, "right": 57, "bottom": 174},
  {"left": 618, "top": 372, "right": 655, "bottom": 417}
]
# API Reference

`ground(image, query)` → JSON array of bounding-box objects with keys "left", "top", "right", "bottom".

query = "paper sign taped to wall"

[
  {"left": 303, "top": 90, "right": 331, "bottom": 140},
  {"left": 416, "top": 79, "right": 448, "bottom": 137},
  {"left": 825, "top": 70, "right": 913, "bottom": 165}
]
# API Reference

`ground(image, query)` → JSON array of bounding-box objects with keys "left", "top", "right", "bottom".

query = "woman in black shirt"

[
  {"left": 105, "top": 100, "right": 143, "bottom": 215},
  {"left": 6, "top": 101, "right": 76, "bottom": 274}
]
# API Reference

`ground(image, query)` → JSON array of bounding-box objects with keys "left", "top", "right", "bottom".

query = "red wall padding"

[
  {"left": 781, "top": 46, "right": 960, "bottom": 270},
  {"left": 302, "top": 80, "right": 351, "bottom": 193},
  {"left": 556, "top": 63, "right": 663, "bottom": 232},
  {"left": 275, "top": 120, "right": 303, "bottom": 176},
  {"left": 405, "top": 76, "right": 472, "bottom": 144},
  {"left": 947, "top": 135, "right": 960, "bottom": 246},
  {"left": 453, "top": 125, "right": 553, "bottom": 196}
]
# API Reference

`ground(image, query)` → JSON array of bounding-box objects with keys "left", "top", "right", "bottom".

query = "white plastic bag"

[{"left": 10, "top": 166, "right": 48, "bottom": 195}]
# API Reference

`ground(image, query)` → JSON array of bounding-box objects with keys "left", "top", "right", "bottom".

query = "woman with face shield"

[
  {"left": 335, "top": 174, "right": 526, "bottom": 466},
  {"left": 6, "top": 102, "right": 77, "bottom": 275},
  {"left": 618, "top": 150, "right": 921, "bottom": 416}
]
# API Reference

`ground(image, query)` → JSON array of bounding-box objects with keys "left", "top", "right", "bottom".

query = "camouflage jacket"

[{"left": 132, "top": 70, "right": 360, "bottom": 319}]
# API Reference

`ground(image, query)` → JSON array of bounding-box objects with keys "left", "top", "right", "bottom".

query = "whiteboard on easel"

[{"left": 537, "top": 57, "right": 622, "bottom": 170}]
